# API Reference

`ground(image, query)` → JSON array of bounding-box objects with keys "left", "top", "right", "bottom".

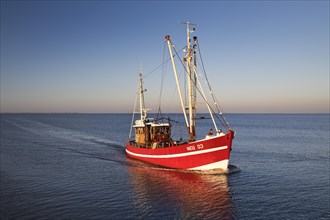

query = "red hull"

[{"left": 126, "top": 130, "right": 234, "bottom": 170}]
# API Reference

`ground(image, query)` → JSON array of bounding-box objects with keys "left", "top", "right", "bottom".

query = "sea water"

[{"left": 1, "top": 114, "right": 329, "bottom": 219}]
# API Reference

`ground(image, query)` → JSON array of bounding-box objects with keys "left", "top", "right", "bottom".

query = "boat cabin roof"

[
  {"left": 150, "top": 123, "right": 170, "bottom": 127},
  {"left": 133, "top": 124, "right": 145, "bottom": 128},
  {"left": 133, "top": 122, "right": 170, "bottom": 128}
]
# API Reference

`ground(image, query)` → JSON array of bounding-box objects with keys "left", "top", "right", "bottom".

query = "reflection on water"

[
  {"left": 127, "top": 166, "right": 237, "bottom": 219},
  {"left": 3, "top": 114, "right": 328, "bottom": 219}
]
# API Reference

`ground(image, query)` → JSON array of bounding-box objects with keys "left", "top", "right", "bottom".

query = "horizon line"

[{"left": 1, "top": 112, "right": 329, "bottom": 115}]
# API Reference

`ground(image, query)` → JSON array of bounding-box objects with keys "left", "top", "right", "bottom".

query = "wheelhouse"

[{"left": 133, "top": 119, "right": 172, "bottom": 148}]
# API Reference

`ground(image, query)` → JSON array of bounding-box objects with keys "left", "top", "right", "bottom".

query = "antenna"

[
  {"left": 180, "top": 21, "right": 197, "bottom": 26},
  {"left": 180, "top": 21, "right": 197, "bottom": 32}
]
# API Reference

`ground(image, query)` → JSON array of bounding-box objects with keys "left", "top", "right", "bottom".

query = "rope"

[
  {"left": 142, "top": 45, "right": 186, "bottom": 80},
  {"left": 156, "top": 42, "right": 168, "bottom": 119},
  {"left": 128, "top": 80, "right": 140, "bottom": 140},
  {"left": 197, "top": 41, "right": 230, "bottom": 130},
  {"left": 171, "top": 40, "right": 230, "bottom": 131}
]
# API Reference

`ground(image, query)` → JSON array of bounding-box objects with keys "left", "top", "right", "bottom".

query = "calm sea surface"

[{"left": 1, "top": 114, "right": 329, "bottom": 219}]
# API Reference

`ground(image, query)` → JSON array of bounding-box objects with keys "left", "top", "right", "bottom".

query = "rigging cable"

[
  {"left": 128, "top": 79, "right": 140, "bottom": 140},
  {"left": 197, "top": 41, "right": 230, "bottom": 130},
  {"left": 156, "top": 42, "right": 168, "bottom": 119},
  {"left": 172, "top": 41, "right": 230, "bottom": 130},
  {"left": 142, "top": 46, "right": 185, "bottom": 80}
]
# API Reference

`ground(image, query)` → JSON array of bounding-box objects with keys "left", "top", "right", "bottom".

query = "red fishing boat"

[{"left": 126, "top": 22, "right": 235, "bottom": 171}]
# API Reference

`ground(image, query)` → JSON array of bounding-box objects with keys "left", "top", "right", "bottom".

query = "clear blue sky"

[{"left": 1, "top": 1, "right": 329, "bottom": 113}]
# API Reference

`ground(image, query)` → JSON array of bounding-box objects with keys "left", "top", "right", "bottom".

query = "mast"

[
  {"left": 192, "top": 35, "right": 198, "bottom": 139},
  {"left": 165, "top": 22, "right": 198, "bottom": 141},
  {"left": 138, "top": 67, "right": 147, "bottom": 121},
  {"left": 181, "top": 21, "right": 197, "bottom": 141}
]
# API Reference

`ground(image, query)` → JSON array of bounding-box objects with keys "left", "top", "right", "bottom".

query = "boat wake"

[
  {"left": 189, "top": 165, "right": 241, "bottom": 175},
  {"left": 3, "top": 118, "right": 127, "bottom": 164},
  {"left": 4, "top": 118, "right": 124, "bottom": 148}
]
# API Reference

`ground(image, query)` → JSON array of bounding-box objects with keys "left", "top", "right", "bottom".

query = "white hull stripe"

[
  {"left": 188, "top": 160, "right": 229, "bottom": 170},
  {"left": 126, "top": 145, "right": 228, "bottom": 159}
]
